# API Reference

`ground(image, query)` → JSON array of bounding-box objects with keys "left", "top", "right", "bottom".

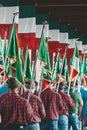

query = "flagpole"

[
  {"left": 6, "top": 12, "right": 19, "bottom": 70},
  {"left": 1, "top": 12, "right": 19, "bottom": 81},
  {"left": 38, "top": 65, "right": 43, "bottom": 97},
  {"left": 31, "top": 20, "right": 47, "bottom": 80},
  {"left": 67, "top": 49, "right": 76, "bottom": 94},
  {"left": 67, "top": 68, "right": 73, "bottom": 94},
  {"left": 53, "top": 49, "right": 60, "bottom": 91},
  {"left": 52, "top": 53, "right": 56, "bottom": 70},
  {"left": 3, "top": 29, "right": 7, "bottom": 60},
  {"left": 27, "top": 21, "right": 48, "bottom": 100},
  {"left": 52, "top": 52, "right": 56, "bottom": 75},
  {"left": 68, "top": 43, "right": 80, "bottom": 94},
  {"left": 56, "top": 46, "right": 68, "bottom": 92},
  {"left": 3, "top": 28, "right": 8, "bottom": 80},
  {"left": 36, "top": 21, "right": 48, "bottom": 97}
]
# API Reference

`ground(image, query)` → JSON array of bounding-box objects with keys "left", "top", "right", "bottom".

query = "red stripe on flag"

[
  {"left": 41, "top": 79, "right": 50, "bottom": 92},
  {"left": 0, "top": 24, "right": 18, "bottom": 39},
  {"left": 18, "top": 33, "right": 36, "bottom": 49},
  {"left": 70, "top": 68, "right": 79, "bottom": 81}
]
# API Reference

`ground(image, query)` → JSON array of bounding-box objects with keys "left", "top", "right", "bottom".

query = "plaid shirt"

[
  {"left": 19, "top": 88, "right": 46, "bottom": 123},
  {"left": 58, "top": 90, "right": 75, "bottom": 115},
  {"left": 40, "top": 88, "right": 63, "bottom": 120},
  {"left": 0, "top": 91, "right": 33, "bottom": 128}
]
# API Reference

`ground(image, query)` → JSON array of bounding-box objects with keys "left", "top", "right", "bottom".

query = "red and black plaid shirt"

[
  {"left": 19, "top": 88, "right": 46, "bottom": 123},
  {"left": 40, "top": 87, "right": 63, "bottom": 120},
  {"left": 0, "top": 91, "right": 33, "bottom": 128},
  {"left": 58, "top": 90, "right": 75, "bottom": 115}
]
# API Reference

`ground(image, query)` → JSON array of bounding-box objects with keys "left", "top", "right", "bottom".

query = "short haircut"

[
  {"left": 59, "top": 82, "right": 65, "bottom": 90},
  {"left": 6, "top": 77, "right": 21, "bottom": 90}
]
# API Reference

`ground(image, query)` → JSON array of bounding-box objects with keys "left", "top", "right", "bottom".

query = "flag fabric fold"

[
  {"left": 7, "top": 17, "right": 23, "bottom": 83},
  {"left": 38, "top": 33, "right": 52, "bottom": 91},
  {"left": 70, "top": 45, "right": 80, "bottom": 81},
  {"left": 24, "top": 48, "right": 32, "bottom": 81},
  {"left": 7, "top": 21, "right": 19, "bottom": 64}
]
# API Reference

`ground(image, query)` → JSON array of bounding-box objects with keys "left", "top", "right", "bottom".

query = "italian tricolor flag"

[{"left": 70, "top": 45, "right": 79, "bottom": 81}]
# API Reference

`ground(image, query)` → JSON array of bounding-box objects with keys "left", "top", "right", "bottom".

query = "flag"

[
  {"left": 38, "top": 33, "right": 48, "bottom": 64},
  {"left": 0, "top": 37, "right": 3, "bottom": 59},
  {"left": 38, "top": 33, "right": 52, "bottom": 91},
  {"left": 70, "top": 45, "right": 80, "bottom": 81},
  {"left": 68, "top": 39, "right": 76, "bottom": 48},
  {"left": 0, "top": 38, "right": 5, "bottom": 72},
  {"left": 18, "top": 5, "right": 36, "bottom": 49},
  {"left": 24, "top": 48, "right": 32, "bottom": 80},
  {"left": 59, "top": 32, "right": 69, "bottom": 44},
  {"left": 36, "top": 14, "right": 49, "bottom": 39},
  {"left": 82, "top": 54, "right": 87, "bottom": 85},
  {"left": 2, "top": 72, "right": 8, "bottom": 82},
  {"left": 38, "top": 34, "right": 51, "bottom": 74},
  {"left": 15, "top": 60, "right": 24, "bottom": 83},
  {"left": 19, "top": 48, "right": 24, "bottom": 73},
  {"left": 52, "top": 52, "right": 60, "bottom": 82},
  {"left": 48, "top": 20, "right": 68, "bottom": 57},
  {"left": 35, "top": 14, "right": 49, "bottom": 83},
  {"left": 6, "top": 16, "right": 23, "bottom": 83},
  {"left": 7, "top": 19, "right": 19, "bottom": 64},
  {"left": 5, "top": 60, "right": 12, "bottom": 76},
  {"left": 61, "top": 54, "right": 68, "bottom": 82},
  {"left": 83, "top": 55, "right": 87, "bottom": 75},
  {"left": 0, "top": 6, "right": 19, "bottom": 39},
  {"left": 2, "top": 60, "right": 12, "bottom": 82}
]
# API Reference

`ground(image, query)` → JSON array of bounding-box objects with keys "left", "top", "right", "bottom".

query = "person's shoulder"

[
  {"left": 31, "top": 93, "right": 38, "bottom": 99},
  {"left": 41, "top": 88, "right": 51, "bottom": 95},
  {"left": 0, "top": 92, "right": 8, "bottom": 98},
  {"left": 0, "top": 92, "right": 9, "bottom": 103},
  {"left": 62, "top": 92, "right": 68, "bottom": 97},
  {"left": 31, "top": 94, "right": 42, "bottom": 102},
  {"left": 70, "top": 92, "right": 78, "bottom": 98},
  {"left": 72, "top": 91, "right": 81, "bottom": 97}
]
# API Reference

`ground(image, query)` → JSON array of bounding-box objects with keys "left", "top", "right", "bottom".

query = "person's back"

[
  {"left": 68, "top": 85, "right": 83, "bottom": 130},
  {"left": 29, "top": 94, "right": 46, "bottom": 121},
  {"left": 58, "top": 82, "right": 75, "bottom": 130},
  {"left": 40, "top": 82, "right": 63, "bottom": 130},
  {"left": 0, "top": 91, "right": 33, "bottom": 127},
  {"left": 0, "top": 77, "right": 34, "bottom": 130},
  {"left": 41, "top": 87, "right": 63, "bottom": 120},
  {"left": 20, "top": 80, "right": 46, "bottom": 130},
  {"left": 80, "top": 84, "right": 87, "bottom": 129},
  {"left": 69, "top": 92, "right": 83, "bottom": 115}
]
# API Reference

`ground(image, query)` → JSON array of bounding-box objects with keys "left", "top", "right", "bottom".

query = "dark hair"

[
  {"left": 6, "top": 77, "right": 21, "bottom": 90},
  {"left": 70, "top": 83, "right": 74, "bottom": 91},
  {"left": 59, "top": 82, "right": 65, "bottom": 90},
  {"left": 24, "top": 80, "right": 38, "bottom": 86}
]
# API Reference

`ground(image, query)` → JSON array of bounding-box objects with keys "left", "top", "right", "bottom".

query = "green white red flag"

[{"left": 69, "top": 45, "right": 80, "bottom": 81}]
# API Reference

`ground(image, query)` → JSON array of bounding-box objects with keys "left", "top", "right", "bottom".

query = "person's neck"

[{"left": 9, "top": 88, "right": 18, "bottom": 94}]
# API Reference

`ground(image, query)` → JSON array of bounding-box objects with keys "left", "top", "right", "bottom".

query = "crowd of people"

[{"left": 0, "top": 76, "right": 87, "bottom": 130}]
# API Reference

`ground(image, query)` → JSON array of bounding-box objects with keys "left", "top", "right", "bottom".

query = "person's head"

[
  {"left": 70, "top": 84, "right": 74, "bottom": 92},
  {"left": 6, "top": 77, "right": 21, "bottom": 92},
  {"left": 59, "top": 82, "right": 65, "bottom": 92},
  {"left": 48, "top": 81, "right": 56, "bottom": 90},
  {"left": 24, "top": 80, "right": 31, "bottom": 89},
  {"left": 81, "top": 78, "right": 86, "bottom": 87},
  {"left": 75, "top": 80, "right": 79, "bottom": 86},
  {"left": 24, "top": 80, "right": 38, "bottom": 93}
]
